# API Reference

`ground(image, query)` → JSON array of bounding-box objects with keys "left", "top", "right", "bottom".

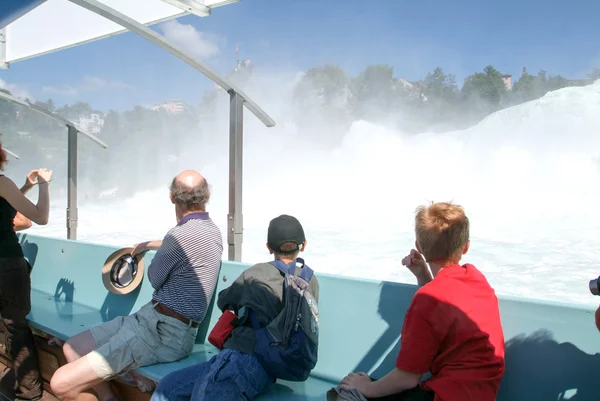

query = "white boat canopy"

[
  {"left": 0, "top": 0, "right": 237, "bottom": 66},
  {"left": 0, "top": 0, "right": 275, "bottom": 261}
]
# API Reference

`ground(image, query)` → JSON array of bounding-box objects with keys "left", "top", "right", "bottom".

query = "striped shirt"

[{"left": 149, "top": 212, "right": 223, "bottom": 322}]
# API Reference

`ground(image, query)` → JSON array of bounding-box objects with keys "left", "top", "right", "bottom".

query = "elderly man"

[{"left": 50, "top": 170, "right": 223, "bottom": 401}]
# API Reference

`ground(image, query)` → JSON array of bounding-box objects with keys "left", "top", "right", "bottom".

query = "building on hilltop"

[
  {"left": 75, "top": 113, "right": 105, "bottom": 135},
  {"left": 500, "top": 74, "right": 512, "bottom": 90},
  {"left": 152, "top": 99, "right": 187, "bottom": 115}
]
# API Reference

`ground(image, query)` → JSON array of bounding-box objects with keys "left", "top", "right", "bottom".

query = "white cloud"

[
  {"left": 0, "top": 79, "right": 34, "bottom": 100},
  {"left": 79, "top": 76, "right": 132, "bottom": 91},
  {"left": 159, "top": 20, "right": 221, "bottom": 59},
  {"left": 41, "top": 85, "right": 78, "bottom": 96},
  {"left": 42, "top": 75, "right": 132, "bottom": 97}
]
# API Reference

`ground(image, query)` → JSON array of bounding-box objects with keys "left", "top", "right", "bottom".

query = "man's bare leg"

[{"left": 51, "top": 331, "right": 118, "bottom": 401}]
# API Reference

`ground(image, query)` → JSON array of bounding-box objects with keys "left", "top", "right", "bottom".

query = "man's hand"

[
  {"left": 595, "top": 305, "right": 600, "bottom": 332},
  {"left": 339, "top": 372, "right": 373, "bottom": 397},
  {"left": 131, "top": 240, "right": 162, "bottom": 257},
  {"left": 402, "top": 249, "right": 433, "bottom": 285},
  {"left": 131, "top": 242, "right": 149, "bottom": 257}
]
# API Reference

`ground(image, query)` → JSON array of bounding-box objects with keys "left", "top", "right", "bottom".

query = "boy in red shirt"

[{"left": 339, "top": 202, "right": 505, "bottom": 401}]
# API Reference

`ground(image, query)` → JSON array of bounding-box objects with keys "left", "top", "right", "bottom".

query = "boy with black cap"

[{"left": 150, "top": 214, "right": 319, "bottom": 401}]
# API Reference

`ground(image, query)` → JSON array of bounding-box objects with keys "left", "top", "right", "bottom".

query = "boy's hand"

[
  {"left": 402, "top": 249, "right": 433, "bottom": 285},
  {"left": 339, "top": 372, "right": 373, "bottom": 397}
]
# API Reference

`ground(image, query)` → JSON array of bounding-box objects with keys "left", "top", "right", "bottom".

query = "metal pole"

[
  {"left": 0, "top": 28, "right": 8, "bottom": 69},
  {"left": 228, "top": 92, "right": 244, "bottom": 261},
  {"left": 67, "top": 125, "right": 78, "bottom": 240}
]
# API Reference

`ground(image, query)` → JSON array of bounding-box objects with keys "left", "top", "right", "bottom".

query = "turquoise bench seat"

[
  {"left": 28, "top": 289, "right": 110, "bottom": 340},
  {"left": 139, "top": 355, "right": 336, "bottom": 401},
  {"left": 17, "top": 233, "right": 600, "bottom": 401}
]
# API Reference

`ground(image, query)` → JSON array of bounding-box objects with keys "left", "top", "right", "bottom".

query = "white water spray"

[{"left": 12, "top": 76, "right": 600, "bottom": 307}]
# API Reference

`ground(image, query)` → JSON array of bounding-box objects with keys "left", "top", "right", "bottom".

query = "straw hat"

[{"left": 101, "top": 247, "right": 145, "bottom": 295}]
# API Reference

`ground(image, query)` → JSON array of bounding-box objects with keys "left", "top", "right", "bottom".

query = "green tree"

[
  {"left": 292, "top": 64, "right": 351, "bottom": 138},
  {"left": 510, "top": 69, "right": 569, "bottom": 105},
  {"left": 294, "top": 64, "right": 349, "bottom": 107},
  {"left": 349, "top": 64, "right": 410, "bottom": 119},
  {"left": 462, "top": 65, "right": 507, "bottom": 115},
  {"left": 415, "top": 67, "right": 463, "bottom": 129},
  {"left": 423, "top": 67, "right": 458, "bottom": 101},
  {"left": 0, "top": 89, "right": 18, "bottom": 133},
  {"left": 588, "top": 68, "right": 600, "bottom": 80}
]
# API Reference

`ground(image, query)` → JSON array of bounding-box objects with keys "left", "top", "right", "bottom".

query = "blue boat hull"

[{"left": 0, "top": 233, "right": 598, "bottom": 401}]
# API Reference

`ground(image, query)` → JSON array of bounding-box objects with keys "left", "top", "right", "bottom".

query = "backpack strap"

[
  {"left": 248, "top": 309, "right": 261, "bottom": 330},
  {"left": 269, "top": 259, "right": 294, "bottom": 275},
  {"left": 270, "top": 258, "right": 314, "bottom": 282},
  {"left": 244, "top": 260, "right": 292, "bottom": 331},
  {"left": 299, "top": 265, "right": 314, "bottom": 282},
  {"left": 296, "top": 257, "right": 314, "bottom": 282}
]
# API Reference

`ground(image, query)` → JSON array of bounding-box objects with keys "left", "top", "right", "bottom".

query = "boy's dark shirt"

[{"left": 217, "top": 261, "right": 320, "bottom": 355}]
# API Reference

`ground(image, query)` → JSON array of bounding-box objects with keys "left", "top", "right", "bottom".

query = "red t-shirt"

[{"left": 395, "top": 263, "right": 505, "bottom": 401}]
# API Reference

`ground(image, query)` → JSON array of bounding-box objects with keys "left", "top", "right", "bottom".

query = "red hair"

[
  {"left": 415, "top": 201, "right": 470, "bottom": 263},
  {"left": 0, "top": 140, "right": 6, "bottom": 171}
]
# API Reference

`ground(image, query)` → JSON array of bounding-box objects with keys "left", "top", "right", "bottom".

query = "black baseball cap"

[{"left": 267, "top": 215, "right": 306, "bottom": 253}]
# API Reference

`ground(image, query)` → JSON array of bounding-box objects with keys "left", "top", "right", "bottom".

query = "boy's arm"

[
  {"left": 415, "top": 271, "right": 433, "bottom": 286},
  {"left": 402, "top": 250, "right": 433, "bottom": 286},
  {"left": 347, "top": 293, "right": 438, "bottom": 398},
  {"left": 394, "top": 295, "right": 439, "bottom": 374},
  {"left": 217, "top": 271, "right": 247, "bottom": 312}
]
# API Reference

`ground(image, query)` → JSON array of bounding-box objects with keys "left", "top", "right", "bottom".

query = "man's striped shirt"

[{"left": 149, "top": 212, "right": 223, "bottom": 322}]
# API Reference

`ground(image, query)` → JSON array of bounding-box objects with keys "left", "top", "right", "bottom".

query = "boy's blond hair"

[{"left": 415, "top": 201, "right": 470, "bottom": 264}]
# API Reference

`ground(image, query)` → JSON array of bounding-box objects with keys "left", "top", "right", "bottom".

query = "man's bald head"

[
  {"left": 169, "top": 170, "right": 210, "bottom": 212},
  {"left": 174, "top": 170, "right": 206, "bottom": 188}
]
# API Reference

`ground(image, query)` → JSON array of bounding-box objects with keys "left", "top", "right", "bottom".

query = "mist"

[{"left": 3, "top": 66, "right": 600, "bottom": 307}]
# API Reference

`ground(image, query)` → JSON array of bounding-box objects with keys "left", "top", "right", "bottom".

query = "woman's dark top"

[{"left": 0, "top": 175, "right": 24, "bottom": 258}]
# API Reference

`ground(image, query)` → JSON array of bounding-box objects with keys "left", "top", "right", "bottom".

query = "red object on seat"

[{"left": 208, "top": 309, "right": 239, "bottom": 350}]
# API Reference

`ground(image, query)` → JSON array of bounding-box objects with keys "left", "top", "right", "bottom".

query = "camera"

[{"left": 589, "top": 276, "right": 600, "bottom": 296}]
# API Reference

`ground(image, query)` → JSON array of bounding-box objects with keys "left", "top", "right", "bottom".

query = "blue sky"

[{"left": 1, "top": 0, "right": 599, "bottom": 111}]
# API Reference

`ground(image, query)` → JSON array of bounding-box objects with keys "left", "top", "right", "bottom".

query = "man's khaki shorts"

[{"left": 86, "top": 302, "right": 198, "bottom": 379}]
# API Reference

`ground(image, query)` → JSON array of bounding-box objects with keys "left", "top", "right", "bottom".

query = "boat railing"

[
  {"left": 0, "top": 90, "right": 108, "bottom": 240},
  {"left": 2, "top": 146, "right": 19, "bottom": 159}
]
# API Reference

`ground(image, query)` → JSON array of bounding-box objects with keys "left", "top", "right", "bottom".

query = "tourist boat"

[{"left": 1, "top": 2, "right": 599, "bottom": 400}]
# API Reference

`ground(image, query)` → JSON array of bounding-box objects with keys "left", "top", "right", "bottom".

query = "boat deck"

[{"left": 0, "top": 365, "right": 59, "bottom": 401}]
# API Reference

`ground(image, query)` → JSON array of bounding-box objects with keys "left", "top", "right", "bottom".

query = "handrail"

[
  {"left": 0, "top": 28, "right": 6, "bottom": 69},
  {"left": 3, "top": 147, "right": 19, "bottom": 159},
  {"left": 69, "top": 0, "right": 276, "bottom": 128},
  {"left": 0, "top": 89, "right": 108, "bottom": 240},
  {"left": 0, "top": 91, "right": 108, "bottom": 148}
]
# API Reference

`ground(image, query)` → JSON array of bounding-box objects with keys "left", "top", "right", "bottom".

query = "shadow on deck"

[{"left": 0, "top": 364, "right": 59, "bottom": 401}]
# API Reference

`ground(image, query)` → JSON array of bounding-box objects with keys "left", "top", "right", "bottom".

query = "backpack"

[{"left": 245, "top": 257, "right": 319, "bottom": 381}]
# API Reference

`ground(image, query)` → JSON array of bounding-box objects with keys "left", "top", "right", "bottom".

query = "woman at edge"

[
  {"left": 14, "top": 212, "right": 33, "bottom": 231},
  {"left": 0, "top": 140, "right": 52, "bottom": 401}
]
